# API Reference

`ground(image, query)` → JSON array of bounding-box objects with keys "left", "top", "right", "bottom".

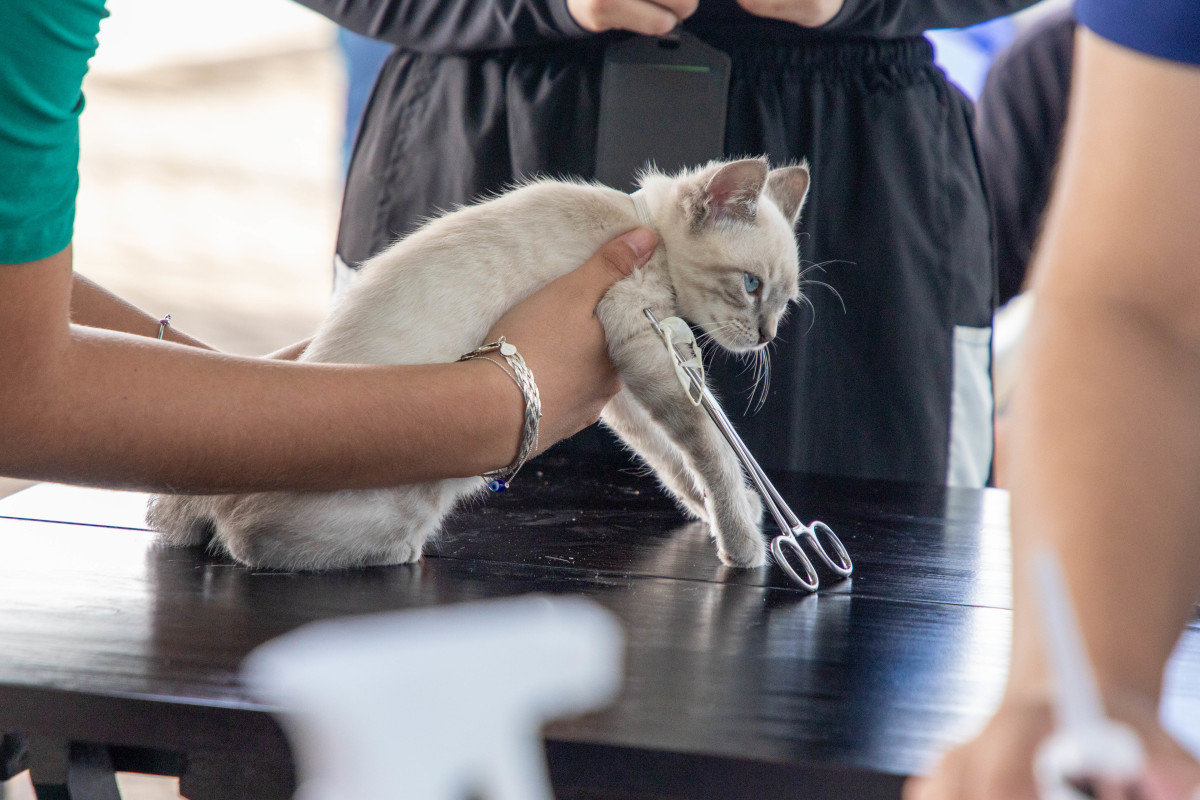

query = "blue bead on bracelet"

[{"left": 487, "top": 479, "right": 508, "bottom": 493}]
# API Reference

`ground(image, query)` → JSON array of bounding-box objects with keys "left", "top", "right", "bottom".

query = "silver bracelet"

[
  {"left": 157, "top": 314, "right": 172, "bottom": 340},
  {"left": 457, "top": 336, "right": 541, "bottom": 492}
]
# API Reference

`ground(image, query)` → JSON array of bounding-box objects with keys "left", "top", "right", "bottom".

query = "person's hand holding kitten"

[{"left": 481, "top": 227, "right": 658, "bottom": 463}]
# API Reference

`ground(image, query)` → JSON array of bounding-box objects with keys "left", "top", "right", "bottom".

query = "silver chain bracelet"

[{"left": 457, "top": 336, "right": 541, "bottom": 492}]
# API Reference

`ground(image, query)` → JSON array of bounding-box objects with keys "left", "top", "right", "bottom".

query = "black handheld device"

[{"left": 594, "top": 30, "right": 732, "bottom": 192}]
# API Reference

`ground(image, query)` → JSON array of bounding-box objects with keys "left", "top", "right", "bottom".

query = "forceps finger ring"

[
  {"left": 771, "top": 522, "right": 853, "bottom": 592},
  {"left": 644, "top": 309, "right": 854, "bottom": 591}
]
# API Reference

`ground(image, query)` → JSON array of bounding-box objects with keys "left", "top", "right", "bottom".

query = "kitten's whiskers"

[
  {"left": 743, "top": 346, "right": 772, "bottom": 415},
  {"left": 696, "top": 320, "right": 740, "bottom": 348},
  {"left": 797, "top": 260, "right": 849, "bottom": 314}
]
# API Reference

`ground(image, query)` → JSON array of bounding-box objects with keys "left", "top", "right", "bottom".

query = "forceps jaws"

[{"left": 643, "top": 309, "right": 854, "bottom": 591}]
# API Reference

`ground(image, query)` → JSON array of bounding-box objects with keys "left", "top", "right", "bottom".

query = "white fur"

[{"left": 148, "top": 158, "right": 811, "bottom": 571}]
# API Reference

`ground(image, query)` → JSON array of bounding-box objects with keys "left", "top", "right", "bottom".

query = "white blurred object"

[
  {"left": 1032, "top": 548, "right": 1145, "bottom": 800},
  {"left": 243, "top": 595, "right": 624, "bottom": 800},
  {"left": 993, "top": 291, "right": 1036, "bottom": 415}
]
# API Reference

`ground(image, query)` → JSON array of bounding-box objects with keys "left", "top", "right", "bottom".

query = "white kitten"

[{"left": 148, "top": 158, "right": 811, "bottom": 571}]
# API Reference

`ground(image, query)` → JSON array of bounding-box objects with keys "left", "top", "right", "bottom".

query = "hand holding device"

[{"left": 568, "top": 0, "right": 698, "bottom": 35}]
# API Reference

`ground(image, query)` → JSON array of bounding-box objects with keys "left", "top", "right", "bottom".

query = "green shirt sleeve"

[{"left": 0, "top": 0, "right": 108, "bottom": 264}]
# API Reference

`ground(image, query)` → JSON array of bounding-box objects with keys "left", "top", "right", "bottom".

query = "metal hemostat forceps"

[{"left": 643, "top": 309, "right": 853, "bottom": 591}]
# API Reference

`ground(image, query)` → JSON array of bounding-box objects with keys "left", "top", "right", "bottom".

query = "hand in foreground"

[
  {"left": 567, "top": 0, "right": 699, "bottom": 36},
  {"left": 904, "top": 696, "right": 1200, "bottom": 800},
  {"left": 735, "top": 0, "right": 844, "bottom": 27},
  {"left": 483, "top": 227, "right": 657, "bottom": 454}
]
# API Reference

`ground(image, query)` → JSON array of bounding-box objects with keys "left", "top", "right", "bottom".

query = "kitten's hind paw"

[
  {"left": 223, "top": 526, "right": 425, "bottom": 571},
  {"left": 146, "top": 494, "right": 216, "bottom": 548}
]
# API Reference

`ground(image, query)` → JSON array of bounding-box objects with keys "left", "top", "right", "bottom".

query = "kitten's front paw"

[
  {"left": 221, "top": 515, "right": 426, "bottom": 571},
  {"left": 713, "top": 490, "right": 768, "bottom": 568}
]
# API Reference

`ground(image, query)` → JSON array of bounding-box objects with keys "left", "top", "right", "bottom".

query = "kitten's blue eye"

[{"left": 743, "top": 272, "right": 761, "bottom": 294}]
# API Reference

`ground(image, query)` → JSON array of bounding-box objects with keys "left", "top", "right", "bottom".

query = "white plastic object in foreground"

[
  {"left": 1032, "top": 548, "right": 1144, "bottom": 800},
  {"left": 242, "top": 595, "right": 625, "bottom": 800}
]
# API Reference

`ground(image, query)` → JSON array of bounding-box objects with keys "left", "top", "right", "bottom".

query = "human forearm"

[
  {"left": 1006, "top": 29, "right": 1200, "bottom": 704},
  {"left": 1007, "top": 300, "right": 1200, "bottom": 700},
  {"left": 71, "top": 265, "right": 211, "bottom": 348},
  {"left": 3, "top": 251, "right": 524, "bottom": 492},
  {"left": 71, "top": 258, "right": 312, "bottom": 358},
  {"left": 1, "top": 323, "right": 525, "bottom": 492},
  {"left": 1, "top": 230, "right": 654, "bottom": 494},
  {"left": 902, "top": 26, "right": 1200, "bottom": 800}
]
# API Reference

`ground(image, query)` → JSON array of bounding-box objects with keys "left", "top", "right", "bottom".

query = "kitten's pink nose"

[{"left": 757, "top": 328, "right": 771, "bottom": 345}]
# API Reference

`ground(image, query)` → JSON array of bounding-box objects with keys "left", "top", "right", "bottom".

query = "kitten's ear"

[
  {"left": 690, "top": 159, "right": 768, "bottom": 228},
  {"left": 765, "top": 164, "right": 811, "bottom": 228}
]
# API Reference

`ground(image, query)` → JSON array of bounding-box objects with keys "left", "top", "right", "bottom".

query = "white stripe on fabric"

[
  {"left": 947, "top": 324, "right": 994, "bottom": 488},
  {"left": 992, "top": 292, "right": 1035, "bottom": 415}
]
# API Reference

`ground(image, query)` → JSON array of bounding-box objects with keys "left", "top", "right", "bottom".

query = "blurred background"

[{"left": 73, "top": 0, "right": 340, "bottom": 357}]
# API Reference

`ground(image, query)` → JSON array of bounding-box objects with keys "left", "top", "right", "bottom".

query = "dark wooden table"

[{"left": 1, "top": 453, "right": 1197, "bottom": 800}]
